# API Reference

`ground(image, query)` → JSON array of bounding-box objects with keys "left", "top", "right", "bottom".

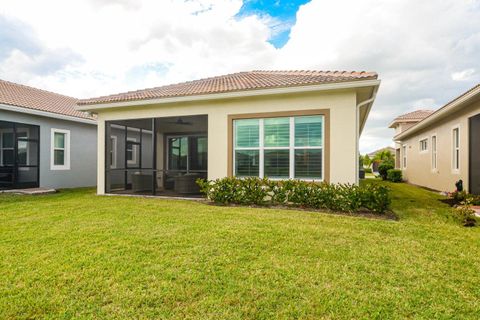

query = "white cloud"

[
  {"left": 275, "top": 0, "right": 480, "bottom": 152},
  {"left": 452, "top": 68, "right": 476, "bottom": 81},
  {"left": 1, "top": 0, "right": 479, "bottom": 153},
  {"left": 0, "top": 0, "right": 277, "bottom": 96}
]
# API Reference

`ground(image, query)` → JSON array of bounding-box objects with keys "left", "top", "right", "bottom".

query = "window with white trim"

[
  {"left": 431, "top": 135, "right": 437, "bottom": 170},
  {"left": 419, "top": 138, "right": 428, "bottom": 152},
  {"left": 51, "top": 128, "right": 70, "bottom": 170},
  {"left": 402, "top": 145, "right": 407, "bottom": 169},
  {"left": 126, "top": 138, "right": 138, "bottom": 166},
  {"left": 452, "top": 127, "right": 460, "bottom": 171},
  {"left": 233, "top": 115, "right": 324, "bottom": 180}
]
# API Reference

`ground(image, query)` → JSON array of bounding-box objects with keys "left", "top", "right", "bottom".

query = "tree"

[
  {"left": 363, "top": 154, "right": 372, "bottom": 168},
  {"left": 373, "top": 150, "right": 394, "bottom": 166}
]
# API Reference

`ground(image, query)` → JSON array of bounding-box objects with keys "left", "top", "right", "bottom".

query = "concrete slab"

[
  {"left": 0, "top": 188, "right": 56, "bottom": 195},
  {"left": 472, "top": 206, "right": 480, "bottom": 218}
]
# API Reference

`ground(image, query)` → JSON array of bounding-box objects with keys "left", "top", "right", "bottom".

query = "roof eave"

[
  {"left": 395, "top": 85, "right": 480, "bottom": 140},
  {"left": 388, "top": 118, "right": 423, "bottom": 128},
  {"left": 77, "top": 79, "right": 381, "bottom": 112},
  {"left": 0, "top": 103, "right": 96, "bottom": 125}
]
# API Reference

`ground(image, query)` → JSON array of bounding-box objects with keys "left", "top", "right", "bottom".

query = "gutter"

[
  {"left": 354, "top": 82, "right": 380, "bottom": 185},
  {"left": 77, "top": 79, "right": 382, "bottom": 111},
  {"left": 0, "top": 103, "right": 97, "bottom": 125},
  {"left": 357, "top": 82, "right": 380, "bottom": 135}
]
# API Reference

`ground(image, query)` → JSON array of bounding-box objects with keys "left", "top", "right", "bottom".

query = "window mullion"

[
  {"left": 259, "top": 119, "right": 264, "bottom": 178},
  {"left": 289, "top": 117, "right": 294, "bottom": 179}
]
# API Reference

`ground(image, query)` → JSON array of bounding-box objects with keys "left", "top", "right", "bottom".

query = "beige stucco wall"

[
  {"left": 95, "top": 90, "right": 359, "bottom": 194},
  {"left": 397, "top": 99, "right": 480, "bottom": 192}
]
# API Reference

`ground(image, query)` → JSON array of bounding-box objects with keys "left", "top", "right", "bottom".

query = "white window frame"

[
  {"left": 419, "top": 137, "right": 428, "bottom": 153},
  {"left": 402, "top": 144, "right": 407, "bottom": 169},
  {"left": 51, "top": 128, "right": 70, "bottom": 170},
  {"left": 126, "top": 137, "right": 137, "bottom": 166},
  {"left": 233, "top": 115, "right": 324, "bottom": 181},
  {"left": 431, "top": 134, "right": 437, "bottom": 171},
  {"left": 452, "top": 125, "right": 460, "bottom": 173},
  {"left": 110, "top": 135, "right": 117, "bottom": 169}
]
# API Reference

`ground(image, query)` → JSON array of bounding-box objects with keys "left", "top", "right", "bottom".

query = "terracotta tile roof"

[
  {"left": 393, "top": 109, "right": 435, "bottom": 122},
  {"left": 0, "top": 79, "right": 94, "bottom": 120},
  {"left": 78, "top": 70, "right": 378, "bottom": 105}
]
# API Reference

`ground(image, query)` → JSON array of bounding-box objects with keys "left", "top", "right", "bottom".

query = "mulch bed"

[
  {"left": 203, "top": 201, "right": 398, "bottom": 221},
  {"left": 439, "top": 198, "right": 458, "bottom": 207}
]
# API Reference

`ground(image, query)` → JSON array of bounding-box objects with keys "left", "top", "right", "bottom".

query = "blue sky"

[{"left": 237, "top": 0, "right": 310, "bottom": 48}]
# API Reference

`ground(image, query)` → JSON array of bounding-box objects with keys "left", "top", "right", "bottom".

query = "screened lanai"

[{"left": 105, "top": 115, "right": 207, "bottom": 196}]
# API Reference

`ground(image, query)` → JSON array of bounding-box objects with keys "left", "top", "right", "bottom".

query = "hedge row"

[{"left": 197, "top": 177, "right": 390, "bottom": 214}]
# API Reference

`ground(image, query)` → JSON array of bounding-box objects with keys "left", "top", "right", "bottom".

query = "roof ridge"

[
  {"left": 251, "top": 70, "right": 377, "bottom": 76},
  {"left": 0, "top": 78, "right": 78, "bottom": 101},
  {"left": 80, "top": 71, "right": 252, "bottom": 101},
  {"left": 78, "top": 69, "right": 379, "bottom": 105}
]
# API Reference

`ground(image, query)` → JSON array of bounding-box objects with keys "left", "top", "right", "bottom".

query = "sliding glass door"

[{"left": 167, "top": 135, "right": 207, "bottom": 174}]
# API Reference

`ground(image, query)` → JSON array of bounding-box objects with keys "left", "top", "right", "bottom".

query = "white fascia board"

[
  {"left": 77, "top": 79, "right": 382, "bottom": 111},
  {"left": 395, "top": 86, "right": 480, "bottom": 140},
  {"left": 0, "top": 103, "right": 96, "bottom": 125}
]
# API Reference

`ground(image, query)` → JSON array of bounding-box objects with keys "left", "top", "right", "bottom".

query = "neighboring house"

[
  {"left": 77, "top": 70, "right": 380, "bottom": 196},
  {"left": 0, "top": 79, "right": 97, "bottom": 189},
  {"left": 390, "top": 84, "right": 480, "bottom": 193},
  {"left": 367, "top": 146, "right": 395, "bottom": 172},
  {"left": 389, "top": 110, "right": 434, "bottom": 169}
]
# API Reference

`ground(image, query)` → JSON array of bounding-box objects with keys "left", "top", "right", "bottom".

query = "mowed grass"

[{"left": 1, "top": 181, "right": 479, "bottom": 319}]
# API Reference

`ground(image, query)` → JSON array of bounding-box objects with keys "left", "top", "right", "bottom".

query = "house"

[
  {"left": 389, "top": 110, "right": 434, "bottom": 168},
  {"left": 390, "top": 84, "right": 480, "bottom": 193},
  {"left": 76, "top": 70, "right": 380, "bottom": 196},
  {"left": 0, "top": 79, "right": 97, "bottom": 189},
  {"left": 366, "top": 146, "right": 395, "bottom": 172}
]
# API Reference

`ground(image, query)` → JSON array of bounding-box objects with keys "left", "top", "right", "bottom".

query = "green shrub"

[
  {"left": 378, "top": 162, "right": 394, "bottom": 180},
  {"left": 449, "top": 190, "right": 480, "bottom": 206},
  {"left": 454, "top": 199, "right": 477, "bottom": 227},
  {"left": 197, "top": 177, "right": 391, "bottom": 214},
  {"left": 451, "top": 190, "right": 468, "bottom": 203},
  {"left": 387, "top": 169, "right": 402, "bottom": 182},
  {"left": 364, "top": 168, "right": 372, "bottom": 173}
]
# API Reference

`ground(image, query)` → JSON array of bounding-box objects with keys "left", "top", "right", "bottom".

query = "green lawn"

[{"left": 1, "top": 181, "right": 479, "bottom": 319}]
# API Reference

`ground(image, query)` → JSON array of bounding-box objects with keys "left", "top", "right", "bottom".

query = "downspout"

[{"left": 355, "top": 85, "right": 380, "bottom": 184}]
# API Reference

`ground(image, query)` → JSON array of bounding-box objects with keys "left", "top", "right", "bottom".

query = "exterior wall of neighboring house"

[
  {"left": 94, "top": 90, "right": 360, "bottom": 194},
  {"left": 397, "top": 99, "right": 480, "bottom": 192},
  {"left": 0, "top": 109, "right": 97, "bottom": 188},
  {"left": 393, "top": 123, "right": 424, "bottom": 169}
]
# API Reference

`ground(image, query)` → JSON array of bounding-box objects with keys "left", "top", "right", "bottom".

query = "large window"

[
  {"left": 431, "top": 135, "right": 437, "bottom": 170},
  {"left": 233, "top": 115, "right": 324, "bottom": 180},
  {"left": 453, "top": 127, "right": 460, "bottom": 171},
  {"left": 51, "top": 128, "right": 70, "bottom": 170}
]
